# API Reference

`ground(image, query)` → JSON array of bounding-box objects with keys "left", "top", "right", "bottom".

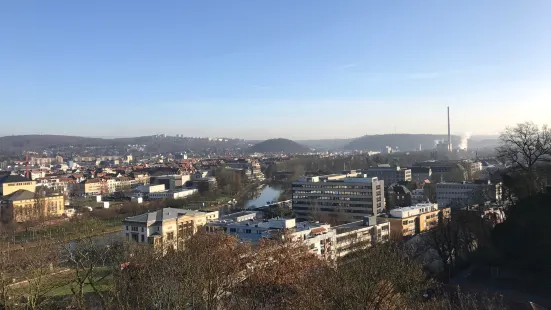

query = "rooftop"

[
  {"left": 0, "top": 175, "right": 32, "bottom": 184},
  {"left": 123, "top": 208, "right": 211, "bottom": 224}
]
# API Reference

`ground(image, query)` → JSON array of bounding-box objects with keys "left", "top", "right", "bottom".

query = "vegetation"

[{"left": 248, "top": 138, "right": 310, "bottom": 154}]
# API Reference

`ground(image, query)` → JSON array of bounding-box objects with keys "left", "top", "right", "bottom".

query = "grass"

[
  {"left": 1, "top": 217, "right": 122, "bottom": 247},
  {"left": 46, "top": 267, "right": 114, "bottom": 297}
]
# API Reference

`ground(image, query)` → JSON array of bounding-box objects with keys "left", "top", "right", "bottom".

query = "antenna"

[{"left": 447, "top": 106, "right": 451, "bottom": 152}]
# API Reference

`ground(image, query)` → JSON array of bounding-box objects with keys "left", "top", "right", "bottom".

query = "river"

[
  {"left": 219, "top": 184, "right": 283, "bottom": 215},
  {"left": 67, "top": 185, "right": 283, "bottom": 249}
]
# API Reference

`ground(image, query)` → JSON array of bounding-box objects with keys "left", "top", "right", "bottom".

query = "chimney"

[{"left": 447, "top": 106, "right": 452, "bottom": 152}]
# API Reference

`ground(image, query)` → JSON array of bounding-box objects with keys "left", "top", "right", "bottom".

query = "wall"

[{"left": 2, "top": 181, "right": 37, "bottom": 196}]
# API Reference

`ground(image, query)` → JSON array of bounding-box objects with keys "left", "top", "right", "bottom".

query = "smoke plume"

[{"left": 459, "top": 132, "right": 471, "bottom": 150}]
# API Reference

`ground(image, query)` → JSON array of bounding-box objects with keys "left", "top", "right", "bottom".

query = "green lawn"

[{"left": 47, "top": 267, "right": 114, "bottom": 297}]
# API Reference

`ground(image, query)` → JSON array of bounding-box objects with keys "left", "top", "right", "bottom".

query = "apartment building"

[
  {"left": 380, "top": 203, "right": 450, "bottom": 240},
  {"left": 122, "top": 208, "right": 219, "bottom": 250},
  {"left": 292, "top": 174, "right": 385, "bottom": 223},
  {"left": 333, "top": 216, "right": 390, "bottom": 257},
  {"left": 363, "top": 165, "right": 412, "bottom": 186},
  {"left": 78, "top": 178, "right": 104, "bottom": 196},
  {"left": 436, "top": 181, "right": 502, "bottom": 208}
]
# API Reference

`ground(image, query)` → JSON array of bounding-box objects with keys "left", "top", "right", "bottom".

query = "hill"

[
  {"left": 0, "top": 135, "right": 247, "bottom": 154},
  {"left": 248, "top": 138, "right": 310, "bottom": 154},
  {"left": 344, "top": 134, "right": 463, "bottom": 151},
  {"left": 297, "top": 138, "right": 354, "bottom": 150}
]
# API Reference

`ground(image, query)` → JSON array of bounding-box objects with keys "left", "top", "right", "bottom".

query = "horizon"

[
  {"left": 0, "top": 132, "right": 499, "bottom": 141},
  {"left": 2, "top": 1, "right": 550, "bottom": 139}
]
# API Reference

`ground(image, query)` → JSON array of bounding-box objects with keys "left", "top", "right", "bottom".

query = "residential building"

[
  {"left": 379, "top": 203, "right": 450, "bottom": 240},
  {"left": 122, "top": 208, "right": 219, "bottom": 250},
  {"left": 333, "top": 216, "right": 390, "bottom": 257},
  {"left": 410, "top": 167, "right": 432, "bottom": 183},
  {"left": 436, "top": 181, "right": 502, "bottom": 208},
  {"left": 0, "top": 175, "right": 37, "bottom": 196},
  {"left": 78, "top": 178, "right": 105, "bottom": 196},
  {"left": 386, "top": 184, "right": 412, "bottom": 210},
  {"left": 147, "top": 188, "right": 198, "bottom": 200},
  {"left": 292, "top": 173, "right": 385, "bottom": 223},
  {"left": 363, "top": 165, "right": 412, "bottom": 186}
]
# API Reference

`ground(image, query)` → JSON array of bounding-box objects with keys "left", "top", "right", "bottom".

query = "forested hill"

[{"left": 248, "top": 138, "right": 310, "bottom": 154}]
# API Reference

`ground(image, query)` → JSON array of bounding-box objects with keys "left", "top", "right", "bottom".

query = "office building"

[
  {"left": 436, "top": 180, "right": 502, "bottom": 208},
  {"left": 292, "top": 173, "right": 385, "bottom": 223},
  {"left": 206, "top": 214, "right": 336, "bottom": 259},
  {"left": 364, "top": 165, "right": 411, "bottom": 186},
  {"left": 380, "top": 203, "right": 450, "bottom": 240}
]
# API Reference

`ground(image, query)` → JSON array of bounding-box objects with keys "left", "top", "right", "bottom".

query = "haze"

[{"left": 1, "top": 1, "right": 551, "bottom": 139}]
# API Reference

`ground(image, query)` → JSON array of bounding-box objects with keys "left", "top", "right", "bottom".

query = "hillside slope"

[{"left": 248, "top": 138, "right": 310, "bottom": 154}]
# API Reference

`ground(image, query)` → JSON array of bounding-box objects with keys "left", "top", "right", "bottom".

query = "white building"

[
  {"left": 206, "top": 215, "right": 336, "bottom": 259},
  {"left": 148, "top": 188, "right": 198, "bottom": 200}
]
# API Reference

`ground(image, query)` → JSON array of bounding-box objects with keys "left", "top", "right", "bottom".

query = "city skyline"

[{"left": 2, "top": 1, "right": 551, "bottom": 139}]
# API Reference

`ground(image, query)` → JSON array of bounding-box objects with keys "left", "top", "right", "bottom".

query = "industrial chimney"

[{"left": 447, "top": 106, "right": 452, "bottom": 152}]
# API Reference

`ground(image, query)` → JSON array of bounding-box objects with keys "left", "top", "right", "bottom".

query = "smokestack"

[{"left": 447, "top": 106, "right": 451, "bottom": 152}]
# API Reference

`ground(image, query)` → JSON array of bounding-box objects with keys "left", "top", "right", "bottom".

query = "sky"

[{"left": 1, "top": 0, "right": 551, "bottom": 140}]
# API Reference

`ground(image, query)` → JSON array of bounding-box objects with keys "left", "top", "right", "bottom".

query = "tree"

[{"left": 496, "top": 122, "right": 551, "bottom": 195}]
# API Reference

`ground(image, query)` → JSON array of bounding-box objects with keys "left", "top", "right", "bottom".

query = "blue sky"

[{"left": 1, "top": 0, "right": 550, "bottom": 139}]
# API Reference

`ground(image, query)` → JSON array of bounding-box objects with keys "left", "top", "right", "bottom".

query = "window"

[
  {"left": 141, "top": 227, "right": 144, "bottom": 232},
  {"left": 245, "top": 229, "right": 252, "bottom": 234},
  {"left": 125, "top": 226, "right": 128, "bottom": 230},
  {"left": 131, "top": 226, "right": 139, "bottom": 232},
  {"left": 229, "top": 228, "right": 236, "bottom": 233},
  {"left": 166, "top": 232, "right": 174, "bottom": 241},
  {"left": 140, "top": 235, "right": 145, "bottom": 242}
]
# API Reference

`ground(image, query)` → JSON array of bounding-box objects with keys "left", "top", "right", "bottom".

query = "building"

[
  {"left": 78, "top": 178, "right": 105, "bottom": 196},
  {"left": 122, "top": 208, "right": 219, "bottom": 250},
  {"left": 0, "top": 174, "right": 64, "bottom": 222},
  {"left": 386, "top": 184, "right": 412, "bottom": 210},
  {"left": 413, "top": 160, "right": 467, "bottom": 181},
  {"left": 411, "top": 188, "right": 429, "bottom": 204},
  {"left": 410, "top": 167, "right": 432, "bottom": 183},
  {"left": 379, "top": 203, "right": 450, "bottom": 240},
  {"left": 364, "top": 165, "right": 411, "bottom": 186},
  {"left": 292, "top": 173, "right": 385, "bottom": 223},
  {"left": 1, "top": 190, "right": 65, "bottom": 222},
  {"left": 0, "top": 175, "right": 36, "bottom": 196},
  {"left": 148, "top": 188, "right": 198, "bottom": 200},
  {"left": 135, "top": 184, "right": 165, "bottom": 194},
  {"left": 333, "top": 216, "right": 390, "bottom": 257},
  {"left": 206, "top": 215, "right": 336, "bottom": 259},
  {"left": 150, "top": 174, "right": 189, "bottom": 190},
  {"left": 436, "top": 180, "right": 502, "bottom": 208}
]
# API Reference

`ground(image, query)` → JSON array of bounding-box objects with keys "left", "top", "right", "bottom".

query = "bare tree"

[{"left": 497, "top": 122, "right": 551, "bottom": 194}]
